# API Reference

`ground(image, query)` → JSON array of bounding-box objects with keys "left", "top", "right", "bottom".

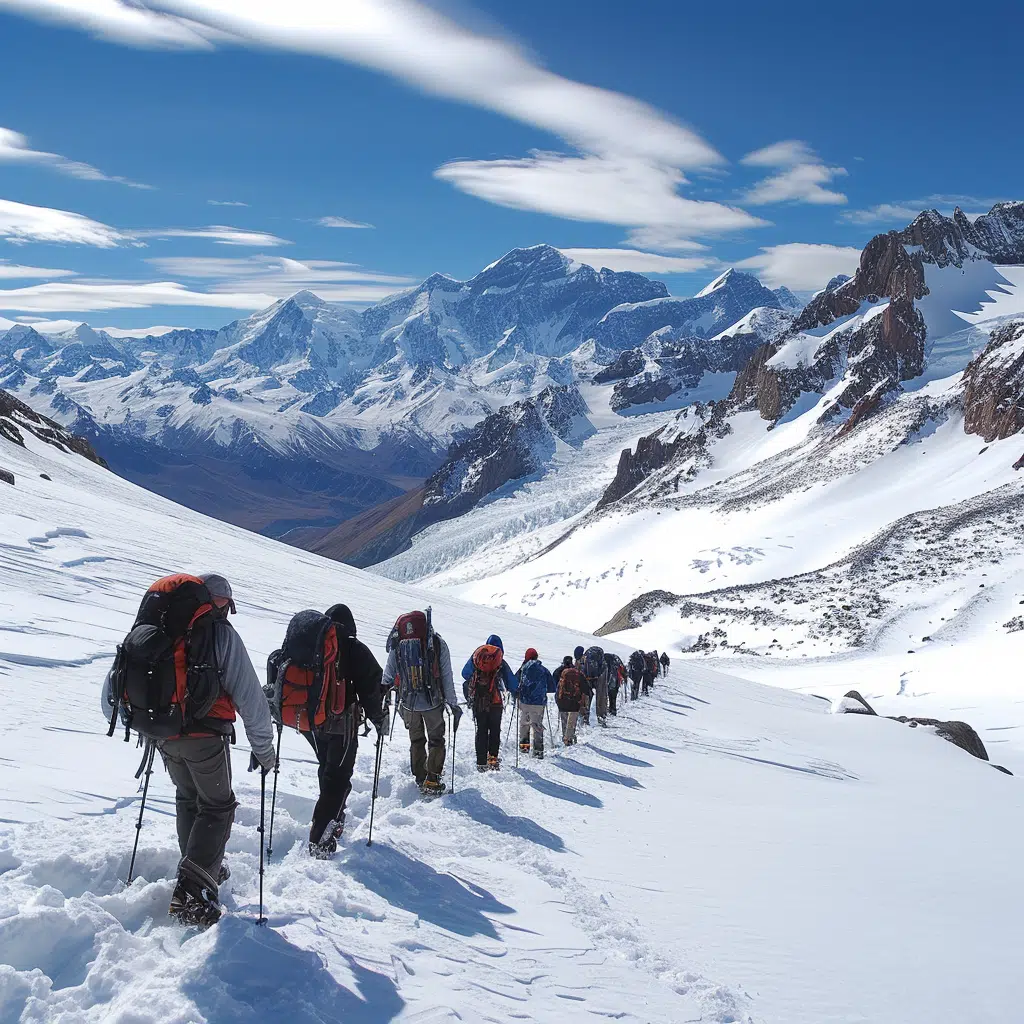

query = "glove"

[
  {"left": 249, "top": 748, "right": 276, "bottom": 774},
  {"left": 449, "top": 704, "right": 463, "bottom": 732}
]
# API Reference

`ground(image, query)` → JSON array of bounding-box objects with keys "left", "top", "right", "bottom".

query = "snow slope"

[{"left": 3, "top": 417, "right": 1023, "bottom": 1022}]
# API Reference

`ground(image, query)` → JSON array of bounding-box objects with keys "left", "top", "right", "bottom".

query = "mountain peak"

[{"left": 696, "top": 268, "right": 743, "bottom": 297}]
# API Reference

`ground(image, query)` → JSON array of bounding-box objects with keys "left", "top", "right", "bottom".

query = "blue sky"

[{"left": 0, "top": 0, "right": 1020, "bottom": 330}]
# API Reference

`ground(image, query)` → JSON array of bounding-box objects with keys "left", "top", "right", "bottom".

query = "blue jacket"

[
  {"left": 511, "top": 659, "right": 555, "bottom": 706},
  {"left": 461, "top": 634, "right": 516, "bottom": 703}
]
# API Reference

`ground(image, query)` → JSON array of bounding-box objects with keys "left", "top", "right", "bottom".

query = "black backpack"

[
  {"left": 107, "top": 574, "right": 222, "bottom": 741},
  {"left": 581, "top": 646, "right": 605, "bottom": 682},
  {"left": 628, "top": 651, "right": 645, "bottom": 678}
]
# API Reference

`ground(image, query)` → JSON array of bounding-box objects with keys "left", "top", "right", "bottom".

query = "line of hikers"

[{"left": 100, "top": 572, "right": 672, "bottom": 928}]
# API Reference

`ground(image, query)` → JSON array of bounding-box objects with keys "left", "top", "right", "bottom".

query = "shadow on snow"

[
  {"left": 517, "top": 769, "right": 603, "bottom": 808},
  {"left": 555, "top": 759, "right": 644, "bottom": 790},
  {"left": 448, "top": 789, "right": 566, "bottom": 853}
]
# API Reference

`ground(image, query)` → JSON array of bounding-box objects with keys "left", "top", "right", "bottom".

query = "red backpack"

[
  {"left": 267, "top": 610, "right": 347, "bottom": 733},
  {"left": 557, "top": 666, "right": 584, "bottom": 705},
  {"left": 468, "top": 644, "right": 503, "bottom": 710},
  {"left": 108, "top": 573, "right": 233, "bottom": 741},
  {"left": 387, "top": 609, "right": 442, "bottom": 703}
]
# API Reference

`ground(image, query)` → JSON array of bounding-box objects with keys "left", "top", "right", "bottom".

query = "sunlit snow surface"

[{"left": 4, "top": 422, "right": 1024, "bottom": 1022}]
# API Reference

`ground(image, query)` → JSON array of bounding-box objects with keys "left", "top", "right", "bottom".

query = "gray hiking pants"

[
  {"left": 401, "top": 705, "right": 447, "bottom": 783},
  {"left": 559, "top": 711, "right": 578, "bottom": 745},
  {"left": 595, "top": 678, "right": 609, "bottom": 721},
  {"left": 518, "top": 704, "right": 545, "bottom": 750},
  {"left": 159, "top": 735, "right": 236, "bottom": 883}
]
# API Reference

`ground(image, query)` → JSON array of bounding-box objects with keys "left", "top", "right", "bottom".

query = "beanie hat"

[
  {"left": 525, "top": 647, "right": 539, "bottom": 661},
  {"left": 563, "top": 655, "right": 573, "bottom": 667},
  {"left": 574, "top": 645, "right": 585, "bottom": 660},
  {"left": 486, "top": 634, "right": 504, "bottom": 652}
]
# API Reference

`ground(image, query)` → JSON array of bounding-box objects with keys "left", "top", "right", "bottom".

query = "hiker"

[
  {"left": 572, "top": 645, "right": 592, "bottom": 724},
  {"left": 628, "top": 650, "right": 644, "bottom": 701},
  {"left": 660, "top": 651, "right": 670, "bottom": 676},
  {"left": 604, "top": 652, "right": 625, "bottom": 716},
  {"left": 102, "top": 572, "right": 276, "bottom": 926},
  {"left": 266, "top": 604, "right": 385, "bottom": 858},
  {"left": 383, "top": 609, "right": 460, "bottom": 795},
  {"left": 580, "top": 646, "right": 610, "bottom": 725},
  {"left": 642, "top": 652, "right": 656, "bottom": 695},
  {"left": 555, "top": 658, "right": 587, "bottom": 745},
  {"left": 510, "top": 648, "right": 555, "bottom": 758},
  {"left": 462, "top": 634, "right": 515, "bottom": 771}
]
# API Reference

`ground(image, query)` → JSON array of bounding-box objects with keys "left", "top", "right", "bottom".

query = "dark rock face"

[
  {"left": 0, "top": 468, "right": 13, "bottom": 485},
  {"left": 835, "top": 690, "right": 1008, "bottom": 769},
  {"left": 962, "top": 321, "right": 1024, "bottom": 442},
  {"left": 421, "top": 385, "right": 593, "bottom": 527},
  {"left": 896, "top": 202, "right": 1024, "bottom": 267},
  {"left": 598, "top": 401, "right": 731, "bottom": 508},
  {"left": 593, "top": 349, "right": 645, "bottom": 384},
  {"left": 0, "top": 389, "right": 107, "bottom": 466}
]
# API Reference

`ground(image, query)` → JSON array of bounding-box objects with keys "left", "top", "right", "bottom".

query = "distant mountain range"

[{"left": 0, "top": 246, "right": 792, "bottom": 539}]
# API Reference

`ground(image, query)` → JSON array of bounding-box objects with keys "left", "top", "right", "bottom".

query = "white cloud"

[
  {"left": 436, "top": 152, "right": 765, "bottom": 233},
  {"left": 208, "top": 199, "right": 249, "bottom": 207},
  {"left": 623, "top": 228, "right": 708, "bottom": 252},
  {"left": 0, "top": 126, "right": 151, "bottom": 188},
  {"left": 145, "top": 254, "right": 414, "bottom": 300},
  {"left": 0, "top": 260, "right": 77, "bottom": 280},
  {"left": 129, "top": 225, "right": 292, "bottom": 246},
  {"left": 740, "top": 139, "right": 848, "bottom": 207},
  {"left": 0, "top": 198, "right": 125, "bottom": 246},
  {"left": 558, "top": 248, "right": 713, "bottom": 274},
  {"left": 735, "top": 243, "right": 862, "bottom": 291},
  {"left": 0, "top": 280, "right": 277, "bottom": 313},
  {"left": 317, "top": 216, "right": 373, "bottom": 229},
  {"left": 0, "top": 0, "right": 749, "bottom": 237}
]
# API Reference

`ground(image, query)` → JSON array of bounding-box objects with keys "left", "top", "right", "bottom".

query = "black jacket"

[{"left": 339, "top": 635, "right": 385, "bottom": 723}]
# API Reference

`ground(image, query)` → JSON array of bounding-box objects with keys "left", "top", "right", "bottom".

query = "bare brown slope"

[{"left": 301, "top": 485, "right": 426, "bottom": 566}]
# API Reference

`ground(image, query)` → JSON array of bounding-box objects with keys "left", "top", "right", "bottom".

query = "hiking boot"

[
  {"left": 487, "top": 754, "right": 500, "bottom": 771},
  {"left": 168, "top": 869, "right": 221, "bottom": 928},
  {"left": 532, "top": 745, "right": 544, "bottom": 759},
  {"left": 308, "top": 819, "right": 342, "bottom": 859},
  {"left": 519, "top": 742, "right": 531, "bottom": 754},
  {"left": 421, "top": 773, "right": 447, "bottom": 797},
  {"left": 217, "top": 862, "right": 230, "bottom": 885},
  {"left": 477, "top": 764, "right": 490, "bottom": 773}
]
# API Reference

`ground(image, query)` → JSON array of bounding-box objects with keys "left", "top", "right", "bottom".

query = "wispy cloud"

[
  {"left": 558, "top": 248, "right": 713, "bottom": 274},
  {"left": 0, "top": 126, "right": 152, "bottom": 188},
  {"left": 842, "top": 195, "right": 1006, "bottom": 226},
  {"left": 736, "top": 243, "right": 861, "bottom": 291},
  {"left": 145, "top": 254, "right": 413, "bottom": 301},
  {"left": 317, "top": 216, "right": 373, "bottom": 229},
  {"left": 129, "top": 225, "right": 292, "bottom": 246},
  {"left": 436, "top": 152, "right": 764, "bottom": 234},
  {"left": 0, "top": 260, "right": 77, "bottom": 280},
  {"left": 740, "top": 140, "right": 847, "bottom": 207},
  {"left": 0, "top": 198, "right": 126, "bottom": 246},
  {"left": 0, "top": 0, "right": 760, "bottom": 239},
  {"left": 208, "top": 199, "right": 249, "bottom": 207},
  {"left": 0, "top": 280, "right": 277, "bottom": 313}
]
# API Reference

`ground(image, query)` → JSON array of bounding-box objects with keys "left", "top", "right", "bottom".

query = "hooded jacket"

[{"left": 461, "top": 633, "right": 516, "bottom": 704}]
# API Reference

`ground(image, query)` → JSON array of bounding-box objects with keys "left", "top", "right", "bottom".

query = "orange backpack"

[
  {"left": 468, "top": 644, "right": 503, "bottom": 709},
  {"left": 267, "top": 610, "right": 347, "bottom": 733}
]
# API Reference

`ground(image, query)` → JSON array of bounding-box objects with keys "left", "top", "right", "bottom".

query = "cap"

[
  {"left": 200, "top": 572, "right": 235, "bottom": 614},
  {"left": 573, "top": 645, "right": 584, "bottom": 659},
  {"left": 525, "top": 647, "right": 538, "bottom": 661}
]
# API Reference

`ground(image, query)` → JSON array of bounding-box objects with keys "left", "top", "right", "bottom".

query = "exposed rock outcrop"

[
  {"left": 962, "top": 321, "right": 1024, "bottom": 442},
  {"left": 0, "top": 389, "right": 107, "bottom": 467}
]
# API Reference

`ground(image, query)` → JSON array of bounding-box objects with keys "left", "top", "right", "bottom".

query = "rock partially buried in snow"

[
  {"left": 0, "top": 468, "right": 12, "bottom": 486},
  {"left": 833, "top": 690, "right": 1012, "bottom": 773}
]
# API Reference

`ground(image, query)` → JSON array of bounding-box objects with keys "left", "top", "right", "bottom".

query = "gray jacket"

[
  {"left": 101, "top": 618, "right": 275, "bottom": 763},
  {"left": 383, "top": 634, "right": 457, "bottom": 712}
]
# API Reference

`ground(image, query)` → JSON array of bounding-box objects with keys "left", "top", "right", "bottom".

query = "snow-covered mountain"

[
  {"left": 2, "top": 373, "right": 1022, "bottom": 1024},
  {"left": 0, "top": 247, "right": 777, "bottom": 540}
]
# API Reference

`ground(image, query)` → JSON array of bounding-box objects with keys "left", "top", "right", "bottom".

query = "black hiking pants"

[
  {"left": 609, "top": 686, "right": 618, "bottom": 715},
  {"left": 303, "top": 717, "right": 358, "bottom": 843},
  {"left": 474, "top": 705, "right": 503, "bottom": 765},
  {"left": 630, "top": 676, "right": 641, "bottom": 700},
  {"left": 642, "top": 672, "right": 653, "bottom": 695},
  {"left": 159, "top": 735, "right": 236, "bottom": 885}
]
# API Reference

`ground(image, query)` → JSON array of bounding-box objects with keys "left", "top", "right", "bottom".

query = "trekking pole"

[
  {"left": 450, "top": 710, "right": 457, "bottom": 794},
  {"left": 545, "top": 704, "right": 555, "bottom": 748},
  {"left": 504, "top": 697, "right": 517, "bottom": 749},
  {"left": 515, "top": 701, "right": 521, "bottom": 769},
  {"left": 266, "top": 724, "right": 283, "bottom": 860},
  {"left": 257, "top": 768, "right": 267, "bottom": 926},
  {"left": 367, "top": 728, "right": 385, "bottom": 847},
  {"left": 126, "top": 741, "right": 155, "bottom": 886}
]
